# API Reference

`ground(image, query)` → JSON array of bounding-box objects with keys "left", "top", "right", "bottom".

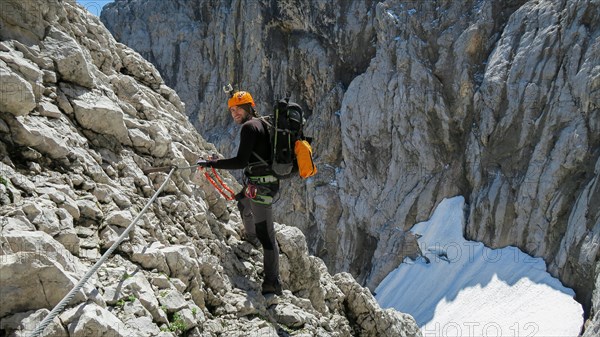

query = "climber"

[{"left": 196, "top": 90, "right": 282, "bottom": 296}]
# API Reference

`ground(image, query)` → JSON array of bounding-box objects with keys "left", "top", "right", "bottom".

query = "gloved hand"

[{"left": 196, "top": 159, "right": 215, "bottom": 167}]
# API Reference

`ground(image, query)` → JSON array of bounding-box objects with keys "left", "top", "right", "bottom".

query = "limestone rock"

[
  {"left": 0, "top": 48, "right": 44, "bottom": 103},
  {"left": 177, "top": 306, "right": 204, "bottom": 330},
  {"left": 104, "top": 210, "right": 133, "bottom": 228},
  {"left": 1, "top": 230, "right": 84, "bottom": 274},
  {"left": 103, "top": 271, "right": 168, "bottom": 324},
  {"left": 75, "top": 199, "right": 104, "bottom": 220},
  {"left": 66, "top": 303, "right": 131, "bottom": 337},
  {"left": 115, "top": 46, "right": 163, "bottom": 89},
  {"left": 0, "top": 48, "right": 41, "bottom": 78},
  {"left": 6, "top": 114, "right": 71, "bottom": 159},
  {"left": 43, "top": 27, "right": 95, "bottom": 88},
  {"left": 0, "top": 308, "right": 68, "bottom": 337},
  {"left": 157, "top": 289, "right": 187, "bottom": 313},
  {"left": 55, "top": 194, "right": 80, "bottom": 220},
  {"left": 0, "top": 184, "right": 10, "bottom": 206},
  {"left": 0, "top": 216, "right": 35, "bottom": 232},
  {"left": 37, "top": 100, "right": 62, "bottom": 119},
  {"left": 21, "top": 200, "right": 62, "bottom": 236},
  {"left": 0, "top": 252, "right": 86, "bottom": 318},
  {"left": 124, "top": 316, "right": 161, "bottom": 337},
  {"left": 161, "top": 245, "right": 200, "bottom": 287},
  {"left": 0, "top": 63, "right": 36, "bottom": 116},
  {"left": 583, "top": 261, "right": 600, "bottom": 337},
  {"left": 334, "top": 272, "right": 421, "bottom": 337},
  {"left": 99, "top": 225, "right": 120, "bottom": 249},
  {"left": 277, "top": 224, "right": 327, "bottom": 311},
  {"left": 71, "top": 91, "right": 131, "bottom": 145},
  {"left": 130, "top": 242, "right": 169, "bottom": 274},
  {"left": 269, "top": 302, "right": 318, "bottom": 329}
]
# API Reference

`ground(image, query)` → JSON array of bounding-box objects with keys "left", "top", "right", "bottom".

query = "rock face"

[
  {"left": 0, "top": 1, "right": 420, "bottom": 336},
  {"left": 467, "top": 0, "right": 599, "bottom": 317},
  {"left": 102, "top": 0, "right": 599, "bottom": 330}
]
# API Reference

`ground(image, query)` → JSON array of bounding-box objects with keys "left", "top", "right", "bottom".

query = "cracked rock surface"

[{"left": 0, "top": 1, "right": 420, "bottom": 336}]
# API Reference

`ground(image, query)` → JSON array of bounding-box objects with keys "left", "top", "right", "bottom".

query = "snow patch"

[{"left": 375, "top": 196, "right": 583, "bottom": 336}]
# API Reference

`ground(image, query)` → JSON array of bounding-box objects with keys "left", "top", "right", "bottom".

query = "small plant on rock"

[
  {"left": 169, "top": 312, "right": 187, "bottom": 335},
  {"left": 116, "top": 295, "right": 136, "bottom": 307}
]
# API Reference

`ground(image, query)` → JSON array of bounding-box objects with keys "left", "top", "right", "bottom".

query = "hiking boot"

[{"left": 261, "top": 280, "right": 282, "bottom": 296}]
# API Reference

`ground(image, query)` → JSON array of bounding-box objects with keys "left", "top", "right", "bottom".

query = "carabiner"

[{"left": 245, "top": 184, "right": 257, "bottom": 199}]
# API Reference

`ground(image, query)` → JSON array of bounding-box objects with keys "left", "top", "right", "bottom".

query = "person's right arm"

[{"left": 209, "top": 123, "right": 257, "bottom": 170}]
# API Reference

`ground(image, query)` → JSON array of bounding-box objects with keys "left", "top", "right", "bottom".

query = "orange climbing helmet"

[{"left": 227, "top": 91, "right": 255, "bottom": 108}]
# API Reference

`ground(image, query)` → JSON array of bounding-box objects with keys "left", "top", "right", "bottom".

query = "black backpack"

[{"left": 253, "top": 98, "right": 307, "bottom": 179}]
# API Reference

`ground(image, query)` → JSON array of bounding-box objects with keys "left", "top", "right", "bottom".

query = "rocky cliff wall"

[
  {"left": 466, "top": 0, "right": 599, "bottom": 317},
  {"left": 0, "top": 0, "right": 421, "bottom": 336},
  {"left": 102, "top": 0, "right": 599, "bottom": 327}
]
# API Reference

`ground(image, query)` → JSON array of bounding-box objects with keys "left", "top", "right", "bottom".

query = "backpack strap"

[
  {"left": 248, "top": 116, "right": 272, "bottom": 172},
  {"left": 251, "top": 151, "right": 270, "bottom": 168}
]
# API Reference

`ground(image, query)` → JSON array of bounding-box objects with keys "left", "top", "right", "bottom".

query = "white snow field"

[{"left": 375, "top": 197, "right": 584, "bottom": 337}]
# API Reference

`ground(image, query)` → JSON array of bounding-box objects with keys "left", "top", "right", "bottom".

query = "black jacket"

[{"left": 210, "top": 118, "right": 271, "bottom": 173}]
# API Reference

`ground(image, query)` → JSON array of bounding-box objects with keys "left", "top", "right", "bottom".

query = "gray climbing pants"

[{"left": 237, "top": 182, "right": 280, "bottom": 285}]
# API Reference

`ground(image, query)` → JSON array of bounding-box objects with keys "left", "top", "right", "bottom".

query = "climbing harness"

[
  {"left": 242, "top": 175, "right": 279, "bottom": 205},
  {"left": 30, "top": 166, "right": 178, "bottom": 337},
  {"left": 199, "top": 166, "right": 236, "bottom": 201}
]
